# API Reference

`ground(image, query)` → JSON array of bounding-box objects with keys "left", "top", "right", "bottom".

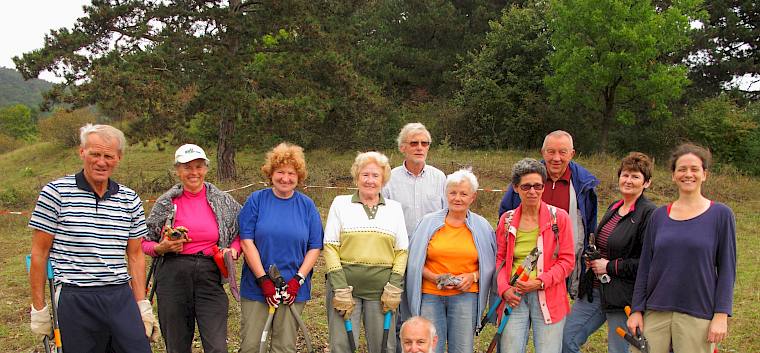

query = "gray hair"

[
  {"left": 446, "top": 168, "right": 479, "bottom": 193},
  {"left": 351, "top": 151, "right": 392, "bottom": 187},
  {"left": 397, "top": 122, "right": 432, "bottom": 148},
  {"left": 79, "top": 123, "right": 127, "bottom": 155},
  {"left": 400, "top": 316, "right": 437, "bottom": 344},
  {"left": 511, "top": 158, "right": 547, "bottom": 186},
  {"left": 541, "top": 130, "right": 574, "bottom": 151}
]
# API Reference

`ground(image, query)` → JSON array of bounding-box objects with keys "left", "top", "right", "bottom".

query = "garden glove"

[
  {"left": 137, "top": 299, "right": 161, "bottom": 342},
  {"left": 30, "top": 304, "right": 52, "bottom": 338},
  {"left": 257, "top": 275, "right": 280, "bottom": 307},
  {"left": 332, "top": 286, "right": 355, "bottom": 319},
  {"left": 381, "top": 282, "right": 403, "bottom": 313},
  {"left": 284, "top": 276, "right": 302, "bottom": 305}
]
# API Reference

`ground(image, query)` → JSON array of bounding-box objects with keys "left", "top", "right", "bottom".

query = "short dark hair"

[
  {"left": 511, "top": 158, "right": 547, "bottom": 186},
  {"left": 618, "top": 152, "right": 653, "bottom": 182},
  {"left": 669, "top": 143, "right": 712, "bottom": 172}
]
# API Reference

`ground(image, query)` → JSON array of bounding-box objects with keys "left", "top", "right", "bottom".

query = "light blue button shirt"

[{"left": 382, "top": 162, "right": 447, "bottom": 236}]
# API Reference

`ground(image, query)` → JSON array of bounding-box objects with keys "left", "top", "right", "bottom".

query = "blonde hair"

[
  {"left": 261, "top": 142, "right": 308, "bottom": 185},
  {"left": 351, "top": 151, "right": 392, "bottom": 186}
]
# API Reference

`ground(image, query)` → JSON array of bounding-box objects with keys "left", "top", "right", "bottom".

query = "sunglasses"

[
  {"left": 518, "top": 183, "right": 545, "bottom": 191},
  {"left": 407, "top": 140, "right": 431, "bottom": 147}
]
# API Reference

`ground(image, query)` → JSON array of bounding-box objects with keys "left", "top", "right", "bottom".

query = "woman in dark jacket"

[{"left": 562, "top": 152, "right": 656, "bottom": 353}]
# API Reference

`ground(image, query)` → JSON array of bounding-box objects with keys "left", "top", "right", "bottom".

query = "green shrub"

[
  {"left": 38, "top": 108, "right": 98, "bottom": 147},
  {"left": 682, "top": 95, "right": 758, "bottom": 173}
]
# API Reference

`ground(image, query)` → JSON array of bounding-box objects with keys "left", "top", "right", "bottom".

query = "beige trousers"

[
  {"left": 239, "top": 299, "right": 306, "bottom": 353},
  {"left": 641, "top": 310, "right": 715, "bottom": 353}
]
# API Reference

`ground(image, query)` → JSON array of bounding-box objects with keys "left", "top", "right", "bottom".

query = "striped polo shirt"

[{"left": 29, "top": 171, "right": 148, "bottom": 286}]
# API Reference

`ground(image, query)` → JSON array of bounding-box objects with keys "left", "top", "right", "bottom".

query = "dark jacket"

[{"left": 597, "top": 194, "right": 656, "bottom": 312}]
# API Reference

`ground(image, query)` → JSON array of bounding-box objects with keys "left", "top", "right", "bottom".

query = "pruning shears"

[
  {"left": 616, "top": 306, "right": 650, "bottom": 353},
  {"left": 477, "top": 247, "right": 542, "bottom": 335},
  {"left": 485, "top": 247, "right": 542, "bottom": 353}
]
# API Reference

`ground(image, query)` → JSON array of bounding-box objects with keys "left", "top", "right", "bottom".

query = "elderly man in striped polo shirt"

[{"left": 29, "top": 124, "right": 158, "bottom": 352}]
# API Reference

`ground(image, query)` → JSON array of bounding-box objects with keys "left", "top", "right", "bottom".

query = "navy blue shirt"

[{"left": 632, "top": 202, "right": 736, "bottom": 319}]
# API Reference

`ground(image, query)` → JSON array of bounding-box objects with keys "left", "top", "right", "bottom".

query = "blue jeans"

[
  {"left": 562, "top": 288, "right": 630, "bottom": 353},
  {"left": 499, "top": 291, "right": 565, "bottom": 353},
  {"left": 420, "top": 292, "right": 478, "bottom": 353}
]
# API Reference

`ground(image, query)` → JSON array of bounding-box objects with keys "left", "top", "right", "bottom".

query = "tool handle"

[
  {"left": 486, "top": 333, "right": 500, "bottom": 353},
  {"left": 345, "top": 320, "right": 357, "bottom": 352},
  {"left": 477, "top": 296, "right": 502, "bottom": 335}
]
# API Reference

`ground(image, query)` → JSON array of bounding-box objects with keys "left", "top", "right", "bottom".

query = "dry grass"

[{"left": 1, "top": 144, "right": 758, "bottom": 352}]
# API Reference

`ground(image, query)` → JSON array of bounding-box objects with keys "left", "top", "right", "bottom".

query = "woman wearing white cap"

[{"left": 142, "top": 143, "right": 242, "bottom": 353}]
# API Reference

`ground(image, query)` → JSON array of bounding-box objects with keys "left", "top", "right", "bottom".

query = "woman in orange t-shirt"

[{"left": 405, "top": 169, "right": 496, "bottom": 353}]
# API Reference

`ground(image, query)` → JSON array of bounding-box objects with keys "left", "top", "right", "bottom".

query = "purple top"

[{"left": 632, "top": 202, "right": 736, "bottom": 320}]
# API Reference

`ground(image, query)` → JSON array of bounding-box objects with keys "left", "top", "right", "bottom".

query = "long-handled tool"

[
  {"left": 259, "top": 265, "right": 286, "bottom": 353},
  {"left": 26, "top": 255, "right": 62, "bottom": 353},
  {"left": 146, "top": 205, "right": 177, "bottom": 302},
  {"left": 615, "top": 306, "right": 649, "bottom": 353},
  {"left": 345, "top": 319, "right": 357, "bottom": 353},
  {"left": 381, "top": 310, "right": 392, "bottom": 353},
  {"left": 476, "top": 247, "right": 541, "bottom": 335},
  {"left": 485, "top": 248, "right": 542, "bottom": 353}
]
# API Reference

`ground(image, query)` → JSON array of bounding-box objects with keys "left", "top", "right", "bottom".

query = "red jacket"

[{"left": 496, "top": 201, "right": 575, "bottom": 324}]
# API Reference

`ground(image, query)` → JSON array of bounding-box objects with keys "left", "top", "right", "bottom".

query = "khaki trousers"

[
  {"left": 642, "top": 310, "right": 714, "bottom": 353},
  {"left": 239, "top": 299, "right": 306, "bottom": 353}
]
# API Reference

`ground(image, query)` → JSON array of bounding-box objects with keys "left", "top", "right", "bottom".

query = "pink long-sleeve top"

[
  {"left": 495, "top": 201, "right": 575, "bottom": 324},
  {"left": 142, "top": 186, "right": 241, "bottom": 257}
]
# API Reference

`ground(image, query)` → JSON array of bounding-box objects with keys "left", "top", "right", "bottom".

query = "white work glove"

[
  {"left": 137, "top": 300, "right": 161, "bottom": 342},
  {"left": 30, "top": 304, "right": 52, "bottom": 338}
]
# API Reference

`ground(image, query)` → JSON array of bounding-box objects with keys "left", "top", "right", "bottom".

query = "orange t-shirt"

[{"left": 421, "top": 220, "right": 480, "bottom": 296}]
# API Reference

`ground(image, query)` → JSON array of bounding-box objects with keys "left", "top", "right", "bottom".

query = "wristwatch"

[
  {"left": 296, "top": 272, "right": 306, "bottom": 285},
  {"left": 472, "top": 272, "right": 479, "bottom": 283},
  {"left": 539, "top": 279, "right": 545, "bottom": 290}
]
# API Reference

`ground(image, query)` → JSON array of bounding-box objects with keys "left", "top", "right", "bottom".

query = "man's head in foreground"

[{"left": 400, "top": 316, "right": 438, "bottom": 353}]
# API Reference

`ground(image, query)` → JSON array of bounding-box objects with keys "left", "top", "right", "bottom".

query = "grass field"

[{"left": 1, "top": 142, "right": 757, "bottom": 352}]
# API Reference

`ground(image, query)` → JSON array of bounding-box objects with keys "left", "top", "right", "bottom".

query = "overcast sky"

[{"left": 0, "top": 1, "right": 89, "bottom": 82}]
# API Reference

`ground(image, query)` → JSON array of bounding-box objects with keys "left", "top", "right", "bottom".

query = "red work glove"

[
  {"left": 257, "top": 275, "right": 279, "bottom": 307},
  {"left": 284, "top": 277, "right": 302, "bottom": 305}
]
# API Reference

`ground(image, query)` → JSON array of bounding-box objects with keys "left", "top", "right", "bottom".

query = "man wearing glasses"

[
  {"left": 498, "top": 130, "right": 599, "bottom": 300},
  {"left": 383, "top": 122, "right": 447, "bottom": 353},
  {"left": 383, "top": 122, "right": 447, "bottom": 237}
]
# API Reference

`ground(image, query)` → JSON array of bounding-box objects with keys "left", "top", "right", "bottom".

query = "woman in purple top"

[{"left": 628, "top": 144, "right": 736, "bottom": 353}]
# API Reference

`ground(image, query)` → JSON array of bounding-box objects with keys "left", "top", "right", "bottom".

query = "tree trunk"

[{"left": 217, "top": 113, "right": 236, "bottom": 181}]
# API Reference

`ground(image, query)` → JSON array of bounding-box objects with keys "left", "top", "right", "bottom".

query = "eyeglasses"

[
  {"left": 518, "top": 183, "right": 545, "bottom": 191},
  {"left": 407, "top": 140, "right": 431, "bottom": 147}
]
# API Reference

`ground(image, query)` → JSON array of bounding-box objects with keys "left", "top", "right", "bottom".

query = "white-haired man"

[
  {"left": 29, "top": 124, "right": 158, "bottom": 352},
  {"left": 383, "top": 122, "right": 446, "bottom": 353},
  {"left": 383, "top": 122, "right": 446, "bottom": 238},
  {"left": 400, "top": 316, "right": 439, "bottom": 353}
]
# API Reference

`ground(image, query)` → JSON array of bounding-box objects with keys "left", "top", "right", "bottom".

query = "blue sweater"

[
  {"left": 631, "top": 203, "right": 736, "bottom": 320},
  {"left": 238, "top": 189, "right": 324, "bottom": 302},
  {"left": 405, "top": 209, "right": 496, "bottom": 329}
]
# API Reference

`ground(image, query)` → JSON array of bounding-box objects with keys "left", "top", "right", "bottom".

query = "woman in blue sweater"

[{"left": 628, "top": 143, "right": 736, "bottom": 353}]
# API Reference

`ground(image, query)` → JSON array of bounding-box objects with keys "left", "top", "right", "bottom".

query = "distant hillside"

[{"left": 0, "top": 67, "right": 53, "bottom": 109}]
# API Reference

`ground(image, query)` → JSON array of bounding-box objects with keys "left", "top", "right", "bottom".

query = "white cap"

[{"left": 174, "top": 144, "right": 209, "bottom": 164}]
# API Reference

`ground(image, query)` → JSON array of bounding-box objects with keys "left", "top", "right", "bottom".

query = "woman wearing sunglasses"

[{"left": 496, "top": 158, "right": 575, "bottom": 353}]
